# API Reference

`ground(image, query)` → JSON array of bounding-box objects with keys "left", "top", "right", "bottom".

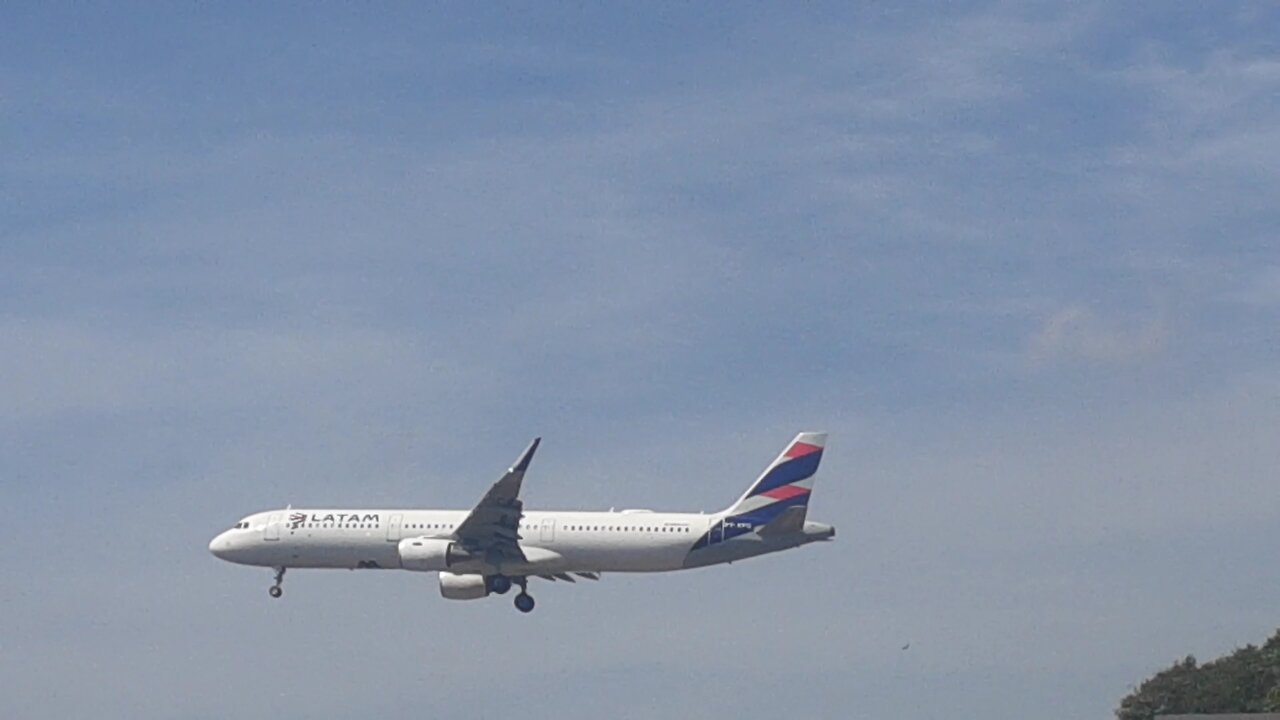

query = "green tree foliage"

[{"left": 1117, "top": 630, "right": 1280, "bottom": 719}]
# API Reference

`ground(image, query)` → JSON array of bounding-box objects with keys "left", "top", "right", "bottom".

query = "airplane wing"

[{"left": 453, "top": 438, "right": 541, "bottom": 565}]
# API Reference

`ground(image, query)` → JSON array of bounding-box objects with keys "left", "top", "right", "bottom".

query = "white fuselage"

[{"left": 209, "top": 507, "right": 834, "bottom": 575}]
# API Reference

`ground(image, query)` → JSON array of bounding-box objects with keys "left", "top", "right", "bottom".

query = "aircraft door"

[
  {"left": 265, "top": 513, "right": 282, "bottom": 541},
  {"left": 386, "top": 513, "right": 403, "bottom": 542},
  {"left": 540, "top": 518, "right": 555, "bottom": 543},
  {"left": 709, "top": 518, "right": 724, "bottom": 545}
]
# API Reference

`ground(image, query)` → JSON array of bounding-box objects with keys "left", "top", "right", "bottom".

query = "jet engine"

[
  {"left": 438, "top": 571, "right": 489, "bottom": 600},
  {"left": 398, "top": 538, "right": 476, "bottom": 571}
]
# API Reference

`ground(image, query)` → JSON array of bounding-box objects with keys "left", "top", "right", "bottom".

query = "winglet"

[{"left": 512, "top": 437, "right": 541, "bottom": 474}]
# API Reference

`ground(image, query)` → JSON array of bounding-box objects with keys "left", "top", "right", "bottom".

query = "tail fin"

[{"left": 723, "top": 432, "right": 827, "bottom": 525}]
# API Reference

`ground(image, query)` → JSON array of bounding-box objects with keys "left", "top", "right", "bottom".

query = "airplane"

[{"left": 209, "top": 432, "right": 834, "bottom": 613}]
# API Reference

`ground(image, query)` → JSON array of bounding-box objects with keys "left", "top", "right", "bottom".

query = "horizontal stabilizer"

[{"left": 757, "top": 505, "right": 807, "bottom": 537}]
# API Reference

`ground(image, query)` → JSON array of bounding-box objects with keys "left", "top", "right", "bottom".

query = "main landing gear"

[
  {"left": 512, "top": 576, "right": 535, "bottom": 614},
  {"left": 488, "top": 574, "right": 532, "bottom": 611},
  {"left": 488, "top": 575, "right": 513, "bottom": 595},
  {"left": 268, "top": 567, "right": 286, "bottom": 598}
]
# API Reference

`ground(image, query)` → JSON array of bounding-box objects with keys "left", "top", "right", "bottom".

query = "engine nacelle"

[
  {"left": 438, "top": 571, "right": 489, "bottom": 600},
  {"left": 398, "top": 537, "right": 476, "bottom": 571}
]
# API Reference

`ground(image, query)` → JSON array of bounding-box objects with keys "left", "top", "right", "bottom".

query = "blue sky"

[{"left": 3, "top": 3, "right": 1280, "bottom": 719}]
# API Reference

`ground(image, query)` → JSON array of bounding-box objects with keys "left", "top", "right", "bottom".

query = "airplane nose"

[{"left": 209, "top": 532, "right": 230, "bottom": 559}]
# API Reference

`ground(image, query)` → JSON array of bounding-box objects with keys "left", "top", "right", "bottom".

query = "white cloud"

[{"left": 1029, "top": 305, "right": 1168, "bottom": 366}]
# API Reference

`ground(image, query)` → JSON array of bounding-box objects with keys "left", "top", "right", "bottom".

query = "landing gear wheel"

[
  {"left": 268, "top": 566, "right": 286, "bottom": 599},
  {"left": 489, "top": 575, "right": 512, "bottom": 595},
  {"left": 514, "top": 592, "right": 535, "bottom": 613}
]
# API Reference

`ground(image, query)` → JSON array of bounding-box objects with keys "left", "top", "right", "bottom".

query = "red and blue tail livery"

[
  {"left": 690, "top": 432, "right": 828, "bottom": 551},
  {"left": 730, "top": 431, "right": 826, "bottom": 516}
]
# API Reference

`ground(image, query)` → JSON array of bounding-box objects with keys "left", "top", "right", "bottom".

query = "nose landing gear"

[{"left": 268, "top": 567, "right": 286, "bottom": 598}]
